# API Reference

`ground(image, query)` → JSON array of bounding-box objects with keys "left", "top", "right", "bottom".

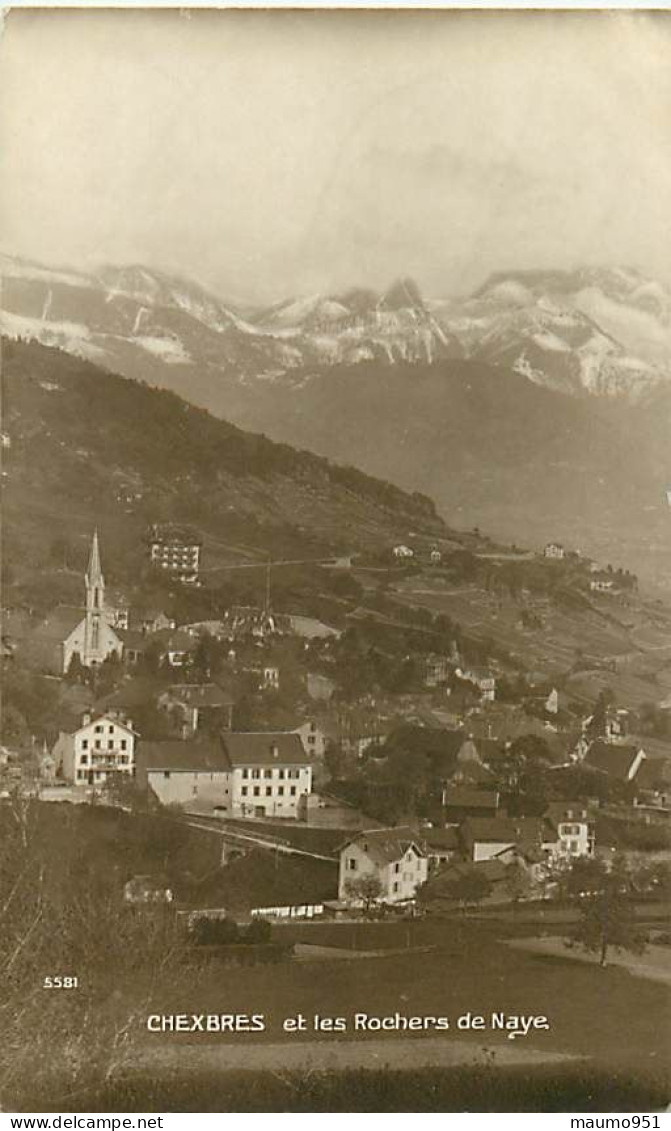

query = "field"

[
  {"left": 20, "top": 914, "right": 665, "bottom": 1112},
  {"left": 133, "top": 917, "right": 669, "bottom": 1063},
  {"left": 393, "top": 574, "right": 671, "bottom": 706}
]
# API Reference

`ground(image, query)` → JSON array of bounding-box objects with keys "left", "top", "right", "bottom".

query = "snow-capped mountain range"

[
  {"left": 431, "top": 267, "right": 671, "bottom": 401},
  {"left": 0, "top": 255, "right": 458, "bottom": 387},
  {"left": 2, "top": 253, "right": 670, "bottom": 402}
]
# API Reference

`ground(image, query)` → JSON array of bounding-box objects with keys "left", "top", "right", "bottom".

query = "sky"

[{"left": 1, "top": 8, "right": 670, "bottom": 304}]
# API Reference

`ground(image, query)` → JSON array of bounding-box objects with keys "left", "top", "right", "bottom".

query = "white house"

[
  {"left": 544, "top": 543, "right": 565, "bottom": 560},
  {"left": 457, "top": 666, "right": 496, "bottom": 702},
  {"left": 54, "top": 712, "right": 136, "bottom": 787},
  {"left": 224, "top": 732, "right": 312, "bottom": 819},
  {"left": 393, "top": 545, "right": 414, "bottom": 559},
  {"left": 590, "top": 578, "right": 616, "bottom": 594},
  {"left": 292, "top": 719, "right": 329, "bottom": 759},
  {"left": 338, "top": 827, "right": 428, "bottom": 905},
  {"left": 544, "top": 802, "right": 595, "bottom": 862},
  {"left": 138, "top": 731, "right": 312, "bottom": 818}
]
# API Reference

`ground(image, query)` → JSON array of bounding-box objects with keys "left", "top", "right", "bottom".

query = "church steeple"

[{"left": 85, "top": 529, "right": 105, "bottom": 614}]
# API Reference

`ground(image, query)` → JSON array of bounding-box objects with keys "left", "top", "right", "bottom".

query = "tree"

[
  {"left": 344, "top": 873, "right": 384, "bottom": 913},
  {"left": 570, "top": 886, "right": 646, "bottom": 967},
  {"left": 564, "top": 855, "right": 608, "bottom": 898},
  {"left": 245, "top": 918, "right": 272, "bottom": 944},
  {"left": 442, "top": 867, "right": 493, "bottom": 913},
  {"left": 505, "top": 859, "right": 534, "bottom": 907},
  {"left": 66, "top": 651, "right": 86, "bottom": 684},
  {"left": 191, "top": 916, "right": 239, "bottom": 946}
]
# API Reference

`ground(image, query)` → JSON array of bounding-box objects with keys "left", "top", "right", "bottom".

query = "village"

[{"left": 2, "top": 523, "right": 670, "bottom": 927}]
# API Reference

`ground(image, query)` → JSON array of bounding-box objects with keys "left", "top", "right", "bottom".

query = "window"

[
  {"left": 290, "top": 787, "right": 296, "bottom": 796},
  {"left": 264, "top": 769, "right": 272, "bottom": 779},
  {"left": 108, "top": 740, "right": 114, "bottom": 750},
  {"left": 348, "top": 858, "right": 357, "bottom": 871},
  {"left": 95, "top": 740, "right": 101, "bottom": 750},
  {"left": 163, "top": 771, "right": 171, "bottom": 779},
  {"left": 393, "top": 882, "right": 399, "bottom": 893},
  {"left": 393, "top": 862, "right": 400, "bottom": 874},
  {"left": 80, "top": 754, "right": 88, "bottom": 766},
  {"left": 278, "top": 769, "right": 285, "bottom": 780},
  {"left": 278, "top": 786, "right": 284, "bottom": 797},
  {"left": 253, "top": 786, "right": 260, "bottom": 797},
  {"left": 569, "top": 840, "right": 579, "bottom": 853},
  {"left": 252, "top": 769, "right": 260, "bottom": 780},
  {"left": 241, "top": 787, "right": 248, "bottom": 797},
  {"left": 121, "top": 740, "right": 127, "bottom": 751},
  {"left": 94, "top": 725, "right": 103, "bottom": 734},
  {"left": 242, "top": 768, "right": 249, "bottom": 779},
  {"left": 266, "top": 787, "right": 272, "bottom": 796},
  {"left": 308, "top": 736, "right": 316, "bottom": 746},
  {"left": 81, "top": 739, "right": 88, "bottom": 751},
  {"left": 108, "top": 726, "right": 114, "bottom": 734}
]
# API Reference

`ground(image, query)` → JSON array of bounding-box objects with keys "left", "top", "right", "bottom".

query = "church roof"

[{"left": 32, "top": 606, "right": 84, "bottom": 642}]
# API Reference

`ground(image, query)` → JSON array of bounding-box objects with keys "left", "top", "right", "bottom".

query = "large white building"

[
  {"left": 54, "top": 712, "right": 136, "bottom": 787},
  {"left": 338, "top": 827, "right": 428, "bottom": 905},
  {"left": 138, "top": 731, "right": 313, "bottom": 818},
  {"left": 148, "top": 523, "right": 202, "bottom": 583}
]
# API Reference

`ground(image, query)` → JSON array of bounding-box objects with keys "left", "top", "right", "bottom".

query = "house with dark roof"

[
  {"left": 421, "top": 825, "right": 461, "bottom": 869},
  {"left": 223, "top": 732, "right": 312, "bottom": 819},
  {"left": 137, "top": 730, "right": 313, "bottom": 817},
  {"left": 338, "top": 826, "right": 428, "bottom": 905},
  {"left": 633, "top": 754, "right": 671, "bottom": 812},
  {"left": 460, "top": 815, "right": 547, "bottom": 863},
  {"left": 584, "top": 740, "right": 646, "bottom": 783},
  {"left": 442, "top": 787, "right": 500, "bottom": 822},
  {"left": 419, "top": 857, "right": 511, "bottom": 911},
  {"left": 137, "top": 736, "right": 232, "bottom": 809},
  {"left": 158, "top": 683, "right": 235, "bottom": 735},
  {"left": 151, "top": 628, "right": 199, "bottom": 668}
]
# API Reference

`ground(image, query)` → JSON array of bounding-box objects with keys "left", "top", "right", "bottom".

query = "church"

[{"left": 25, "top": 531, "right": 124, "bottom": 675}]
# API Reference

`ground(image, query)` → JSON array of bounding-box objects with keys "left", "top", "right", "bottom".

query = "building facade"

[
  {"left": 338, "top": 827, "right": 428, "bottom": 904},
  {"left": 54, "top": 712, "right": 136, "bottom": 786},
  {"left": 148, "top": 523, "right": 202, "bottom": 583},
  {"left": 138, "top": 731, "right": 312, "bottom": 818},
  {"left": 224, "top": 733, "right": 312, "bottom": 819}
]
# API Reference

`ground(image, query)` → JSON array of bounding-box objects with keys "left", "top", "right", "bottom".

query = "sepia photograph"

[{"left": 0, "top": 6, "right": 670, "bottom": 1114}]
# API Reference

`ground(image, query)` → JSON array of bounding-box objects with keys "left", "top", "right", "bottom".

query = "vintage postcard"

[{"left": 0, "top": 7, "right": 670, "bottom": 1115}]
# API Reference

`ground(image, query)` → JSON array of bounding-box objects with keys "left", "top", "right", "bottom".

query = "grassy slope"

[
  {"left": 200, "top": 359, "right": 671, "bottom": 588},
  {"left": 1, "top": 339, "right": 449, "bottom": 588}
]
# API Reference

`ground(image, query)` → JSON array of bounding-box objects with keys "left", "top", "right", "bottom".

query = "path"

[
  {"left": 129, "top": 1037, "right": 577, "bottom": 1076},
  {"left": 181, "top": 813, "right": 336, "bottom": 863},
  {"left": 506, "top": 937, "right": 671, "bottom": 985}
]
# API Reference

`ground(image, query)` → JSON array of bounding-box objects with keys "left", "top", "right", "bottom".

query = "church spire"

[{"left": 86, "top": 529, "right": 104, "bottom": 590}]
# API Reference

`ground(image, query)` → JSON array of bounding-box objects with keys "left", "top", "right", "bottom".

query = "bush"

[
  {"left": 245, "top": 918, "right": 272, "bottom": 944},
  {"left": 191, "top": 916, "right": 239, "bottom": 946}
]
